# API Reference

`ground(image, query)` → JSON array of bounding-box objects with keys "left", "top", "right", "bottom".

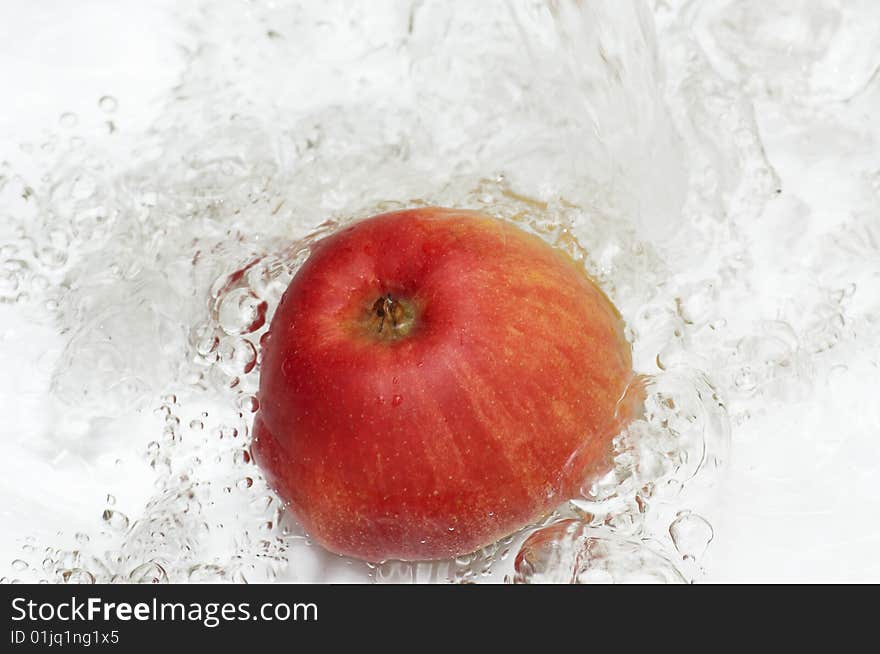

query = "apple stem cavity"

[{"left": 369, "top": 293, "right": 415, "bottom": 341}]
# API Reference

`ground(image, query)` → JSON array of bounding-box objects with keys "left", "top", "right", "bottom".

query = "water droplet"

[
  {"left": 98, "top": 95, "right": 118, "bottom": 113},
  {"left": 61, "top": 569, "right": 95, "bottom": 584},
  {"left": 59, "top": 112, "right": 78, "bottom": 128},
  {"left": 129, "top": 560, "right": 168, "bottom": 584},
  {"left": 238, "top": 394, "right": 259, "bottom": 413},
  {"left": 669, "top": 512, "right": 714, "bottom": 559},
  {"left": 237, "top": 477, "right": 254, "bottom": 490},
  {"left": 11, "top": 559, "right": 27, "bottom": 571},
  {"left": 392, "top": 394, "right": 403, "bottom": 406},
  {"left": 101, "top": 509, "right": 129, "bottom": 532}
]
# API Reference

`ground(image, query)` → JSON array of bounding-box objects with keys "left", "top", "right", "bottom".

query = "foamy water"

[{"left": 1, "top": 0, "right": 878, "bottom": 583}]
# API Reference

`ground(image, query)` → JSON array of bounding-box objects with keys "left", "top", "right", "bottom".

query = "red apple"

[{"left": 252, "top": 207, "right": 634, "bottom": 561}]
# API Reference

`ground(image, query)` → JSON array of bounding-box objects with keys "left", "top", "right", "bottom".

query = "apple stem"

[{"left": 370, "top": 293, "right": 414, "bottom": 339}]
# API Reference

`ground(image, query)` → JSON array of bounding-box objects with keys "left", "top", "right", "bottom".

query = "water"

[{"left": 1, "top": 0, "right": 879, "bottom": 583}]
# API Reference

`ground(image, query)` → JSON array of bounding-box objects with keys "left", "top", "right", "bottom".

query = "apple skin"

[{"left": 252, "top": 207, "right": 634, "bottom": 561}]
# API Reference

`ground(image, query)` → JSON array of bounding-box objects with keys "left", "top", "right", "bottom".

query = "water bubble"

[
  {"left": 218, "top": 288, "right": 268, "bottom": 335},
  {"left": 195, "top": 332, "right": 220, "bottom": 358},
  {"left": 217, "top": 337, "right": 257, "bottom": 377},
  {"left": 237, "top": 394, "right": 259, "bottom": 413},
  {"left": 101, "top": 509, "right": 129, "bottom": 532},
  {"left": 61, "top": 569, "right": 95, "bottom": 584},
  {"left": 187, "top": 564, "right": 226, "bottom": 582},
  {"left": 669, "top": 512, "right": 714, "bottom": 559},
  {"left": 98, "top": 95, "right": 118, "bottom": 113},
  {"left": 129, "top": 560, "right": 168, "bottom": 584},
  {"left": 246, "top": 257, "right": 294, "bottom": 302}
]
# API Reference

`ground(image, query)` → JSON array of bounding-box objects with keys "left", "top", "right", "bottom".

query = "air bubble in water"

[
  {"left": 669, "top": 511, "right": 714, "bottom": 559},
  {"left": 218, "top": 288, "right": 267, "bottom": 335},
  {"left": 187, "top": 564, "right": 226, "bottom": 582},
  {"left": 237, "top": 477, "right": 254, "bottom": 490},
  {"left": 98, "top": 95, "right": 118, "bottom": 113},
  {"left": 129, "top": 560, "right": 168, "bottom": 584},
  {"left": 102, "top": 509, "right": 130, "bottom": 532},
  {"left": 237, "top": 394, "right": 259, "bottom": 413},
  {"left": 194, "top": 328, "right": 220, "bottom": 358},
  {"left": 217, "top": 337, "right": 257, "bottom": 377},
  {"left": 61, "top": 569, "right": 95, "bottom": 584}
]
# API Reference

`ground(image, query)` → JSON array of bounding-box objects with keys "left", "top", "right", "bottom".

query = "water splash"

[{"left": 3, "top": 0, "right": 878, "bottom": 583}]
